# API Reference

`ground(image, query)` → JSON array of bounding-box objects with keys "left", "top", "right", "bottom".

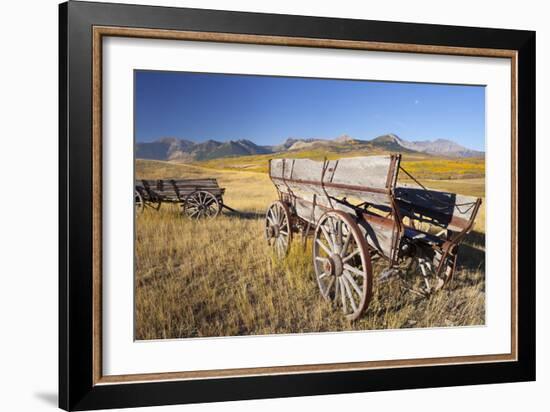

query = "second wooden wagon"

[{"left": 135, "top": 178, "right": 230, "bottom": 219}]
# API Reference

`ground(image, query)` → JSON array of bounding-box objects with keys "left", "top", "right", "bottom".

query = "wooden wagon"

[
  {"left": 135, "top": 178, "right": 229, "bottom": 219},
  {"left": 265, "top": 154, "right": 482, "bottom": 320}
]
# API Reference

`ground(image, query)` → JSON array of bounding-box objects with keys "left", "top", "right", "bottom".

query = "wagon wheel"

[
  {"left": 433, "top": 245, "right": 459, "bottom": 290},
  {"left": 183, "top": 190, "right": 220, "bottom": 219},
  {"left": 135, "top": 189, "right": 144, "bottom": 213},
  {"left": 265, "top": 201, "right": 292, "bottom": 258},
  {"left": 313, "top": 210, "right": 373, "bottom": 321},
  {"left": 400, "top": 246, "right": 457, "bottom": 296}
]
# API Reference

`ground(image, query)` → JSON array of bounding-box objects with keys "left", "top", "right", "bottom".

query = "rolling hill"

[
  {"left": 135, "top": 137, "right": 271, "bottom": 161},
  {"left": 135, "top": 133, "right": 484, "bottom": 162}
]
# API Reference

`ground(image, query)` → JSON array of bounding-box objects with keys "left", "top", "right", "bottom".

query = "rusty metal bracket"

[{"left": 320, "top": 158, "right": 335, "bottom": 209}]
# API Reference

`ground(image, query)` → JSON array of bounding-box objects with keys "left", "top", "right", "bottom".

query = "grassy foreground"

[{"left": 135, "top": 159, "right": 485, "bottom": 340}]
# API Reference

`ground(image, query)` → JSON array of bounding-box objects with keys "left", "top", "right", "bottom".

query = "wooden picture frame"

[{"left": 59, "top": 1, "right": 535, "bottom": 410}]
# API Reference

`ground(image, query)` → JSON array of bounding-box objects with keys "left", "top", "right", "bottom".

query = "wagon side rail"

[
  {"left": 165, "top": 178, "right": 226, "bottom": 201},
  {"left": 135, "top": 179, "right": 225, "bottom": 200},
  {"left": 269, "top": 155, "right": 401, "bottom": 210}
]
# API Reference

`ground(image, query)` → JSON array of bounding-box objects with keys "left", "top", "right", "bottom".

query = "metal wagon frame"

[{"left": 265, "top": 154, "right": 482, "bottom": 320}]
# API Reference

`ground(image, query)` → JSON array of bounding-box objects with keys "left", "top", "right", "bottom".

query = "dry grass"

[
  {"left": 400, "top": 157, "right": 485, "bottom": 180},
  {"left": 135, "top": 159, "right": 485, "bottom": 340}
]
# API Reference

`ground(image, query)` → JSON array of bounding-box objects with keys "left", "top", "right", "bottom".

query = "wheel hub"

[
  {"left": 267, "top": 224, "right": 280, "bottom": 238},
  {"left": 324, "top": 253, "right": 343, "bottom": 277}
]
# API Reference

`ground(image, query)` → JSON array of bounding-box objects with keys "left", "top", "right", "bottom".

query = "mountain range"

[{"left": 135, "top": 134, "right": 484, "bottom": 161}]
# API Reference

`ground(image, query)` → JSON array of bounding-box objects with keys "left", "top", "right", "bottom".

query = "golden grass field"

[
  {"left": 197, "top": 150, "right": 486, "bottom": 180},
  {"left": 135, "top": 157, "right": 485, "bottom": 340}
]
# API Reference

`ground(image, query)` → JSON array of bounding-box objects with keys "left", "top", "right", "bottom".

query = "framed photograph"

[{"left": 59, "top": 1, "right": 535, "bottom": 410}]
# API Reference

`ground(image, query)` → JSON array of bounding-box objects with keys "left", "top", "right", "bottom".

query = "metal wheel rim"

[
  {"left": 265, "top": 201, "right": 292, "bottom": 258},
  {"left": 313, "top": 210, "right": 373, "bottom": 321},
  {"left": 183, "top": 190, "right": 220, "bottom": 219}
]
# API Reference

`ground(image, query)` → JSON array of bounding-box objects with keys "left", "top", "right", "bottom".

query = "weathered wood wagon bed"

[
  {"left": 135, "top": 178, "right": 233, "bottom": 219},
  {"left": 265, "top": 154, "right": 482, "bottom": 320}
]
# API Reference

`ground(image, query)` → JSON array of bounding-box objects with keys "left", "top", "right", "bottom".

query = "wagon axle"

[{"left": 266, "top": 224, "right": 280, "bottom": 239}]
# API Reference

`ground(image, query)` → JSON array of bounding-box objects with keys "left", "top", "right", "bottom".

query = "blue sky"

[{"left": 135, "top": 70, "right": 485, "bottom": 151}]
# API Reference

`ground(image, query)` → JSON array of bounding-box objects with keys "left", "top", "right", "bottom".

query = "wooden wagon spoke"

[
  {"left": 338, "top": 280, "right": 355, "bottom": 313},
  {"left": 341, "top": 232, "right": 352, "bottom": 257},
  {"left": 325, "top": 277, "right": 335, "bottom": 296},
  {"left": 135, "top": 190, "right": 144, "bottom": 212},
  {"left": 276, "top": 210, "right": 282, "bottom": 223},
  {"left": 203, "top": 198, "right": 216, "bottom": 206},
  {"left": 335, "top": 220, "right": 344, "bottom": 248},
  {"left": 186, "top": 194, "right": 200, "bottom": 203},
  {"left": 343, "top": 263, "right": 366, "bottom": 278},
  {"left": 272, "top": 203, "right": 280, "bottom": 222},
  {"left": 324, "top": 217, "right": 335, "bottom": 240},
  {"left": 339, "top": 278, "right": 347, "bottom": 313},
  {"left": 343, "top": 271, "right": 362, "bottom": 296},
  {"left": 319, "top": 225, "right": 335, "bottom": 252},
  {"left": 187, "top": 206, "right": 199, "bottom": 213},
  {"left": 318, "top": 271, "right": 329, "bottom": 280},
  {"left": 208, "top": 200, "right": 218, "bottom": 210},
  {"left": 334, "top": 219, "right": 343, "bottom": 246},
  {"left": 325, "top": 220, "right": 339, "bottom": 251},
  {"left": 275, "top": 238, "right": 283, "bottom": 255},
  {"left": 267, "top": 210, "right": 277, "bottom": 226},
  {"left": 341, "top": 276, "right": 358, "bottom": 313},
  {"left": 342, "top": 248, "right": 361, "bottom": 263},
  {"left": 315, "top": 238, "right": 332, "bottom": 255}
]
